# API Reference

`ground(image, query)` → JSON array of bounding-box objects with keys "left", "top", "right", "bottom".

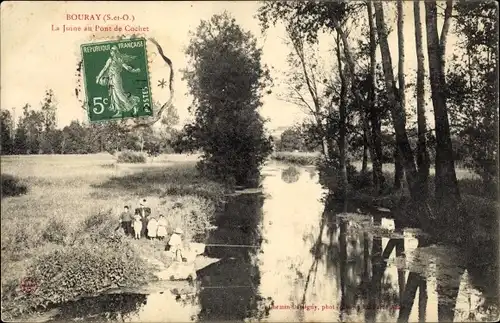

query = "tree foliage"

[
  {"left": 446, "top": 0, "right": 498, "bottom": 185},
  {"left": 182, "top": 12, "right": 273, "bottom": 186}
]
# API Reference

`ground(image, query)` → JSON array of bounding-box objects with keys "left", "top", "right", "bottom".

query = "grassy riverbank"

[
  {"left": 341, "top": 163, "right": 497, "bottom": 263},
  {"left": 270, "top": 151, "right": 320, "bottom": 166},
  {"left": 1, "top": 153, "right": 229, "bottom": 320}
]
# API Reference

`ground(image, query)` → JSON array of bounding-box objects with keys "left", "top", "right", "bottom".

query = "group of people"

[{"left": 118, "top": 198, "right": 185, "bottom": 261}]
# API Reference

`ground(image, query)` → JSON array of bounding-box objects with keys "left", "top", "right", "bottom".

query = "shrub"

[
  {"left": 1, "top": 174, "right": 28, "bottom": 198},
  {"left": 116, "top": 150, "right": 146, "bottom": 164},
  {"left": 73, "top": 210, "right": 123, "bottom": 245},
  {"left": 349, "top": 171, "right": 374, "bottom": 191},
  {"left": 271, "top": 152, "right": 319, "bottom": 166},
  {"left": 1, "top": 212, "right": 151, "bottom": 318},
  {"left": 316, "top": 156, "right": 357, "bottom": 192},
  {"left": 160, "top": 197, "right": 215, "bottom": 243},
  {"left": 1, "top": 218, "right": 45, "bottom": 261},
  {"left": 42, "top": 219, "right": 68, "bottom": 245},
  {"left": 2, "top": 241, "right": 149, "bottom": 316}
]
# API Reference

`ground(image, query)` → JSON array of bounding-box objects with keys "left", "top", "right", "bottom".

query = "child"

[
  {"left": 147, "top": 216, "right": 158, "bottom": 240},
  {"left": 133, "top": 212, "right": 142, "bottom": 239},
  {"left": 120, "top": 205, "right": 133, "bottom": 236},
  {"left": 168, "top": 227, "right": 184, "bottom": 262},
  {"left": 157, "top": 214, "right": 167, "bottom": 240}
]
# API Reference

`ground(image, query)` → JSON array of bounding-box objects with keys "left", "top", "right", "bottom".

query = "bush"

[
  {"left": 116, "top": 150, "right": 146, "bottom": 164},
  {"left": 1, "top": 212, "right": 150, "bottom": 318},
  {"left": 1, "top": 174, "right": 28, "bottom": 198},
  {"left": 1, "top": 218, "right": 45, "bottom": 261},
  {"left": 3, "top": 241, "right": 149, "bottom": 316},
  {"left": 316, "top": 156, "right": 357, "bottom": 192},
  {"left": 159, "top": 197, "right": 215, "bottom": 243},
  {"left": 349, "top": 171, "right": 373, "bottom": 191},
  {"left": 42, "top": 219, "right": 68, "bottom": 245},
  {"left": 271, "top": 152, "right": 319, "bottom": 166},
  {"left": 73, "top": 210, "right": 123, "bottom": 245}
]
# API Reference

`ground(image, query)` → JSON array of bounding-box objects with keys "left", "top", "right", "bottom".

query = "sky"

[{"left": 1, "top": 1, "right": 456, "bottom": 132}]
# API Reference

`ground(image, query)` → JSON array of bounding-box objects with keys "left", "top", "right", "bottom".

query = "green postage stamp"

[{"left": 81, "top": 38, "right": 153, "bottom": 122}]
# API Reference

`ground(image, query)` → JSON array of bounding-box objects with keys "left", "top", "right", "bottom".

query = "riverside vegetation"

[{"left": 0, "top": 153, "right": 229, "bottom": 320}]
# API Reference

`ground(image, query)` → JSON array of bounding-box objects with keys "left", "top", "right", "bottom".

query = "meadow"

[{"left": 0, "top": 153, "right": 229, "bottom": 319}]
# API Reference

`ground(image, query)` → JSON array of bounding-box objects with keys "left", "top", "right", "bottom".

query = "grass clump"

[
  {"left": 116, "top": 150, "right": 147, "bottom": 164},
  {"left": 41, "top": 219, "right": 68, "bottom": 245}
]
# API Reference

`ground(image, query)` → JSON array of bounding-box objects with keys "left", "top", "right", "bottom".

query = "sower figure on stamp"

[
  {"left": 95, "top": 45, "right": 142, "bottom": 117},
  {"left": 135, "top": 198, "right": 151, "bottom": 238}
]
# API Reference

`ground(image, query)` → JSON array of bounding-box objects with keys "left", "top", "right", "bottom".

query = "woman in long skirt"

[{"left": 157, "top": 214, "right": 168, "bottom": 240}]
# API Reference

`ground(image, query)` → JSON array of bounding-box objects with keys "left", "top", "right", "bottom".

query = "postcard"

[{"left": 1, "top": 1, "right": 498, "bottom": 322}]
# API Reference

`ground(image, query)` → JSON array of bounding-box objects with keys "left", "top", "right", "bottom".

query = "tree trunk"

[
  {"left": 397, "top": 0, "right": 406, "bottom": 114},
  {"left": 362, "top": 132, "right": 368, "bottom": 174},
  {"left": 336, "top": 33, "right": 349, "bottom": 199},
  {"left": 424, "top": 1, "right": 462, "bottom": 222},
  {"left": 414, "top": 0, "right": 430, "bottom": 199},
  {"left": 395, "top": 0, "right": 406, "bottom": 191},
  {"left": 331, "top": 8, "right": 377, "bottom": 198},
  {"left": 373, "top": 1, "right": 421, "bottom": 200},
  {"left": 394, "top": 146, "right": 404, "bottom": 189},
  {"left": 367, "top": 0, "right": 384, "bottom": 194},
  {"left": 321, "top": 137, "right": 330, "bottom": 159},
  {"left": 418, "top": 279, "right": 428, "bottom": 322},
  {"left": 287, "top": 28, "right": 332, "bottom": 162}
]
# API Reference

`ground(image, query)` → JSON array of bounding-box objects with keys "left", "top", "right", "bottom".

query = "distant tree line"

[
  {"left": 0, "top": 89, "right": 187, "bottom": 156},
  {"left": 275, "top": 121, "right": 477, "bottom": 169}
]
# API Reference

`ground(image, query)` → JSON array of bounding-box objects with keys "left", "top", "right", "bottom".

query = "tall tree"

[
  {"left": 0, "top": 110, "right": 14, "bottom": 155},
  {"left": 61, "top": 121, "right": 88, "bottom": 154},
  {"left": 183, "top": 12, "right": 272, "bottom": 186},
  {"left": 424, "top": 0, "right": 462, "bottom": 220},
  {"left": 39, "top": 89, "right": 58, "bottom": 154},
  {"left": 446, "top": 1, "right": 498, "bottom": 188},
  {"left": 280, "top": 25, "right": 331, "bottom": 158},
  {"left": 336, "top": 33, "right": 349, "bottom": 198},
  {"left": 393, "top": 0, "right": 406, "bottom": 190},
  {"left": 258, "top": 1, "right": 382, "bottom": 198},
  {"left": 367, "top": 0, "right": 385, "bottom": 194},
  {"left": 18, "top": 104, "right": 44, "bottom": 154},
  {"left": 413, "top": 0, "right": 430, "bottom": 199},
  {"left": 373, "top": 1, "right": 421, "bottom": 201}
]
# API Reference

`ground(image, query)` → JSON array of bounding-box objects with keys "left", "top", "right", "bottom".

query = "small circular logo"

[{"left": 20, "top": 277, "right": 38, "bottom": 294}]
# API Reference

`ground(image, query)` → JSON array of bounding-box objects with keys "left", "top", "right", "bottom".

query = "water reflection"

[
  {"left": 51, "top": 293, "right": 147, "bottom": 322},
  {"left": 198, "top": 192, "right": 264, "bottom": 321},
  {"left": 281, "top": 166, "right": 301, "bottom": 184},
  {"left": 256, "top": 162, "right": 498, "bottom": 322},
  {"left": 42, "top": 163, "right": 498, "bottom": 322}
]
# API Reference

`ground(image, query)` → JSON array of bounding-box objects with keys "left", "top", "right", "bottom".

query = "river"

[{"left": 43, "top": 162, "right": 498, "bottom": 322}]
